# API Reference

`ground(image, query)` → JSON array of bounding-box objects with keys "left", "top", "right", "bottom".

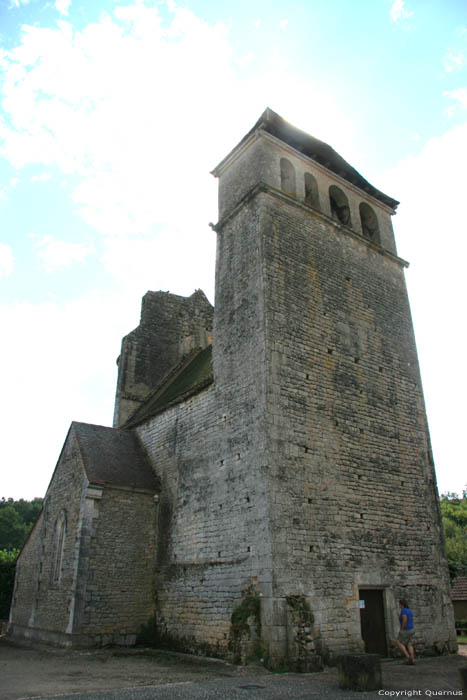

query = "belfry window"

[
  {"left": 329, "top": 185, "right": 351, "bottom": 226},
  {"left": 304, "top": 172, "right": 320, "bottom": 209},
  {"left": 280, "top": 158, "right": 296, "bottom": 197},
  {"left": 52, "top": 510, "right": 67, "bottom": 585},
  {"left": 359, "top": 202, "right": 380, "bottom": 243}
]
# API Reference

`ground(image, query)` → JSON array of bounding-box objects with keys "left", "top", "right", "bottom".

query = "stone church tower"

[
  {"left": 207, "top": 108, "right": 455, "bottom": 663},
  {"left": 8, "top": 109, "right": 456, "bottom": 667}
]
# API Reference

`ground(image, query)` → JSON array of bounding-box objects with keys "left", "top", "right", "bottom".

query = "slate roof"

[
  {"left": 213, "top": 108, "right": 399, "bottom": 210},
  {"left": 72, "top": 421, "right": 159, "bottom": 492},
  {"left": 124, "top": 345, "right": 213, "bottom": 428},
  {"left": 452, "top": 577, "right": 467, "bottom": 601}
]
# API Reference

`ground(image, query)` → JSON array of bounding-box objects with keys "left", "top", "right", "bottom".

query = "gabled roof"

[
  {"left": 452, "top": 577, "right": 467, "bottom": 601},
  {"left": 124, "top": 345, "right": 213, "bottom": 428},
  {"left": 72, "top": 422, "right": 159, "bottom": 492},
  {"left": 213, "top": 108, "right": 398, "bottom": 210}
]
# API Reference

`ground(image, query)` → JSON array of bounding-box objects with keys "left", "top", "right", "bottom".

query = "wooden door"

[{"left": 359, "top": 588, "right": 388, "bottom": 656}]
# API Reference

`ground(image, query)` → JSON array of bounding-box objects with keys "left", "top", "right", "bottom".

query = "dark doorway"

[{"left": 359, "top": 589, "right": 387, "bottom": 656}]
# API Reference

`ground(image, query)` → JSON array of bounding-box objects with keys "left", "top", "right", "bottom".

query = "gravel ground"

[{"left": 1, "top": 636, "right": 465, "bottom": 700}]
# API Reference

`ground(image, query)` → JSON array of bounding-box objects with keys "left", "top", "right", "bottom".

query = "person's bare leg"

[
  {"left": 407, "top": 642, "right": 415, "bottom": 664},
  {"left": 394, "top": 639, "right": 410, "bottom": 660}
]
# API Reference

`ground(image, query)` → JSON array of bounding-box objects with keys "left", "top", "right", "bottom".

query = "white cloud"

[
  {"left": 389, "top": 0, "right": 413, "bottom": 24},
  {"left": 444, "top": 87, "right": 467, "bottom": 111},
  {"left": 444, "top": 49, "right": 465, "bottom": 73},
  {"left": 0, "top": 243, "right": 14, "bottom": 277},
  {"left": 100, "top": 228, "right": 216, "bottom": 303},
  {"left": 279, "top": 19, "right": 288, "bottom": 31},
  {"left": 0, "top": 2, "right": 355, "bottom": 240},
  {"left": 55, "top": 0, "right": 71, "bottom": 16},
  {"left": 8, "top": 0, "right": 32, "bottom": 8},
  {"left": 31, "top": 171, "right": 52, "bottom": 182},
  {"left": 235, "top": 51, "right": 255, "bottom": 68},
  {"left": 0, "top": 6, "right": 232, "bottom": 233},
  {"left": 30, "top": 234, "right": 95, "bottom": 272},
  {"left": 0, "top": 292, "right": 128, "bottom": 498}
]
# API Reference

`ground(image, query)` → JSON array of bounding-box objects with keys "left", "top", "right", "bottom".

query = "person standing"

[{"left": 395, "top": 599, "right": 415, "bottom": 665}]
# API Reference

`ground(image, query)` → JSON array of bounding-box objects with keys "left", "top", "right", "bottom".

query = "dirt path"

[{"left": 0, "top": 639, "right": 263, "bottom": 700}]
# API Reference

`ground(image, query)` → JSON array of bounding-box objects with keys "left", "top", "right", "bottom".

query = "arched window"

[
  {"left": 52, "top": 510, "right": 67, "bottom": 585},
  {"left": 280, "top": 158, "right": 296, "bottom": 197},
  {"left": 329, "top": 185, "right": 351, "bottom": 226},
  {"left": 359, "top": 203, "right": 380, "bottom": 243},
  {"left": 304, "top": 172, "right": 320, "bottom": 210}
]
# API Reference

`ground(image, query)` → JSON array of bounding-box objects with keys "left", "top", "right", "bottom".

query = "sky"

[{"left": 0, "top": 0, "right": 466, "bottom": 500}]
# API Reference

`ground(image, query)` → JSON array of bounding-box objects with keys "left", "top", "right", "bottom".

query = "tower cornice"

[{"left": 211, "top": 181, "right": 408, "bottom": 268}]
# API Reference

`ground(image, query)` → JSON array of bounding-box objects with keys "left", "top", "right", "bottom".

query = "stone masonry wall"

[
  {"left": 9, "top": 431, "right": 87, "bottom": 646},
  {"left": 77, "top": 486, "right": 158, "bottom": 645},
  {"left": 257, "top": 185, "right": 455, "bottom": 657},
  {"left": 9, "top": 512, "right": 44, "bottom": 629},
  {"left": 134, "top": 199, "right": 275, "bottom": 658},
  {"left": 135, "top": 386, "right": 266, "bottom": 657}
]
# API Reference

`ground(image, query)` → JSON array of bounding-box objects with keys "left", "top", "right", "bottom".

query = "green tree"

[
  {"left": 7, "top": 498, "right": 42, "bottom": 528},
  {"left": 0, "top": 549, "right": 19, "bottom": 619},
  {"left": 0, "top": 498, "right": 43, "bottom": 620},
  {"left": 0, "top": 498, "right": 43, "bottom": 551},
  {"left": 440, "top": 490, "right": 467, "bottom": 580},
  {"left": 0, "top": 497, "right": 42, "bottom": 528},
  {"left": 0, "top": 505, "right": 29, "bottom": 551}
]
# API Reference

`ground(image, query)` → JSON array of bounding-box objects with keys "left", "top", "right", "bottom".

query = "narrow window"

[
  {"left": 359, "top": 202, "right": 380, "bottom": 243},
  {"left": 52, "top": 510, "right": 67, "bottom": 585},
  {"left": 329, "top": 185, "right": 351, "bottom": 226},
  {"left": 280, "top": 158, "right": 296, "bottom": 197},
  {"left": 304, "top": 172, "right": 320, "bottom": 209}
]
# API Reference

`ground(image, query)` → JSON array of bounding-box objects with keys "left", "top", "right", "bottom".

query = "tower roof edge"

[{"left": 211, "top": 108, "right": 399, "bottom": 210}]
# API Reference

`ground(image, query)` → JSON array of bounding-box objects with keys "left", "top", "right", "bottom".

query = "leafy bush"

[{"left": 440, "top": 490, "right": 467, "bottom": 579}]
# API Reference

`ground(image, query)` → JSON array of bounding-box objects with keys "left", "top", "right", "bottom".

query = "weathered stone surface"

[
  {"left": 113, "top": 289, "right": 213, "bottom": 428},
  {"left": 337, "top": 653, "right": 382, "bottom": 691},
  {"left": 8, "top": 109, "right": 457, "bottom": 667},
  {"left": 8, "top": 424, "right": 158, "bottom": 647}
]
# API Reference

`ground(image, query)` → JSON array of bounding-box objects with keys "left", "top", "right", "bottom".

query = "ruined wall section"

[
  {"left": 113, "top": 290, "right": 213, "bottom": 428},
  {"left": 8, "top": 431, "right": 87, "bottom": 646},
  {"left": 259, "top": 187, "right": 455, "bottom": 657}
]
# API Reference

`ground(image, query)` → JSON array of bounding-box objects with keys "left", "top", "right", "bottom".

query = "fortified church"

[{"left": 8, "top": 110, "right": 456, "bottom": 667}]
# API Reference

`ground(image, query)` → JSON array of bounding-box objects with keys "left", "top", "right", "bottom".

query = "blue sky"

[{"left": 1, "top": 0, "right": 466, "bottom": 499}]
